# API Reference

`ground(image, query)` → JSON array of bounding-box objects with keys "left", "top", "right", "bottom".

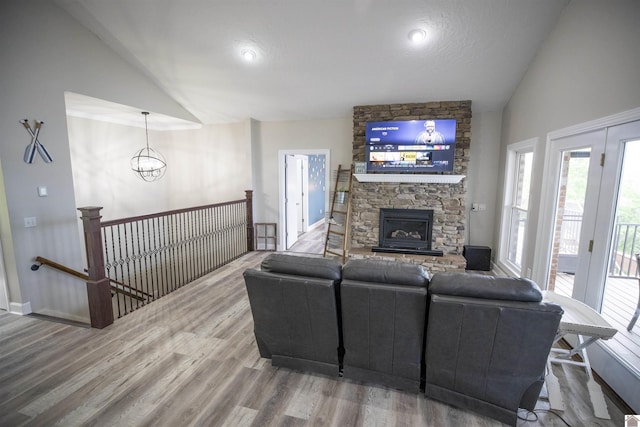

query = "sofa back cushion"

[
  {"left": 429, "top": 272, "right": 542, "bottom": 302},
  {"left": 342, "top": 259, "right": 430, "bottom": 288},
  {"left": 261, "top": 253, "right": 342, "bottom": 281},
  {"left": 424, "top": 272, "right": 563, "bottom": 425},
  {"left": 243, "top": 254, "right": 343, "bottom": 376},
  {"left": 339, "top": 259, "right": 430, "bottom": 392}
]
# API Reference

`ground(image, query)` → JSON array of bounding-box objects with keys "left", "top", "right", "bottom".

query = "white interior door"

[
  {"left": 285, "top": 155, "right": 299, "bottom": 249},
  {"left": 297, "top": 156, "right": 309, "bottom": 234},
  {"left": 278, "top": 149, "right": 331, "bottom": 252},
  {"left": 295, "top": 157, "right": 304, "bottom": 234}
]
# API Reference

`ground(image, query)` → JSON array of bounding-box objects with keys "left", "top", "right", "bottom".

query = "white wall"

[
  {"left": 0, "top": 0, "right": 199, "bottom": 321},
  {"left": 68, "top": 117, "right": 251, "bottom": 221},
  {"left": 164, "top": 121, "right": 252, "bottom": 210},
  {"left": 499, "top": 0, "right": 640, "bottom": 281},
  {"left": 251, "top": 117, "right": 352, "bottom": 224}
]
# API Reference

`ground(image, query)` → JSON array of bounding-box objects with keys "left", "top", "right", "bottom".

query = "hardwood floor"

[
  {"left": 288, "top": 225, "right": 326, "bottom": 255},
  {"left": 0, "top": 251, "right": 629, "bottom": 426},
  {"left": 555, "top": 272, "right": 640, "bottom": 376}
]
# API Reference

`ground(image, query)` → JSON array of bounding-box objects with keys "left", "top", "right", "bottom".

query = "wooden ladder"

[{"left": 323, "top": 164, "right": 354, "bottom": 263}]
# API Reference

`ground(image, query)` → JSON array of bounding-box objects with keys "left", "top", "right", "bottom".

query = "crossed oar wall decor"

[{"left": 20, "top": 119, "right": 53, "bottom": 164}]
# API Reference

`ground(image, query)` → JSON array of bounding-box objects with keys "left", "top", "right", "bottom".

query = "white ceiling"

[{"left": 57, "top": 0, "right": 570, "bottom": 125}]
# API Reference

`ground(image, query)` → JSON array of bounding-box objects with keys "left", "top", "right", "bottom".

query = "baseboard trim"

[
  {"left": 9, "top": 301, "right": 32, "bottom": 315},
  {"left": 26, "top": 313, "right": 90, "bottom": 328},
  {"left": 36, "top": 308, "right": 90, "bottom": 325}
]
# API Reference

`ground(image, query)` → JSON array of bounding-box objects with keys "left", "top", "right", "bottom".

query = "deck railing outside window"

[{"left": 609, "top": 223, "right": 640, "bottom": 278}]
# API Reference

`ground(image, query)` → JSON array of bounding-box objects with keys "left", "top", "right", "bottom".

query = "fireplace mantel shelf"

[{"left": 354, "top": 174, "right": 465, "bottom": 184}]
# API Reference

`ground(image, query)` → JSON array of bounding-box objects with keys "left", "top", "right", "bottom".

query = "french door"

[{"left": 537, "top": 116, "right": 640, "bottom": 411}]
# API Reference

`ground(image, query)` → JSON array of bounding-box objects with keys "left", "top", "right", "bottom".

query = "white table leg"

[
  {"left": 547, "top": 336, "right": 611, "bottom": 419},
  {"left": 545, "top": 359, "right": 565, "bottom": 411}
]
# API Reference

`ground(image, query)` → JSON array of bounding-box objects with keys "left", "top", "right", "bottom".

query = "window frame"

[{"left": 498, "top": 138, "right": 538, "bottom": 277}]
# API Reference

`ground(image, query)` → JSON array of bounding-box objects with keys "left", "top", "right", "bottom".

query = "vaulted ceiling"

[{"left": 57, "top": 0, "right": 570, "bottom": 124}]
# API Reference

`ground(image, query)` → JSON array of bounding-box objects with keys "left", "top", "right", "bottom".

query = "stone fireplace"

[
  {"left": 348, "top": 101, "right": 471, "bottom": 272},
  {"left": 374, "top": 208, "right": 441, "bottom": 256}
]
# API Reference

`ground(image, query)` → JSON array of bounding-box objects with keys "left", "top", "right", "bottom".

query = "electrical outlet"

[{"left": 24, "top": 217, "right": 37, "bottom": 228}]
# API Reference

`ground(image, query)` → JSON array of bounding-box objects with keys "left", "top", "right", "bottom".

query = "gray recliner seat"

[
  {"left": 243, "top": 253, "right": 343, "bottom": 376},
  {"left": 340, "top": 259, "right": 431, "bottom": 392},
  {"left": 424, "top": 272, "right": 563, "bottom": 426}
]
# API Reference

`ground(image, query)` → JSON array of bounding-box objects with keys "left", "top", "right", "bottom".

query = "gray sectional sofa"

[
  {"left": 425, "top": 272, "right": 564, "bottom": 426},
  {"left": 242, "top": 254, "right": 563, "bottom": 426},
  {"left": 340, "top": 258, "right": 430, "bottom": 392},
  {"left": 243, "top": 254, "right": 343, "bottom": 376}
]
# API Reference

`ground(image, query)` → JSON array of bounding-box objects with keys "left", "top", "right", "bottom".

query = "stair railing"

[
  {"left": 77, "top": 190, "right": 253, "bottom": 328},
  {"left": 31, "top": 256, "right": 150, "bottom": 302}
]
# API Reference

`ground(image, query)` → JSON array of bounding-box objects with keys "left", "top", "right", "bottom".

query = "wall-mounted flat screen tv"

[{"left": 365, "top": 119, "right": 457, "bottom": 173}]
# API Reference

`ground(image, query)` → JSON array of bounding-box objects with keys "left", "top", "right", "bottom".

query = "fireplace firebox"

[{"left": 372, "top": 208, "right": 443, "bottom": 256}]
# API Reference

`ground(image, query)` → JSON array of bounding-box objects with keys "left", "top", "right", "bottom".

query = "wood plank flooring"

[
  {"left": 0, "top": 250, "right": 630, "bottom": 426},
  {"left": 555, "top": 273, "right": 640, "bottom": 377}
]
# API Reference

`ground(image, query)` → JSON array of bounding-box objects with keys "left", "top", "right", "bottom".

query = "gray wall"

[
  {"left": 467, "top": 111, "right": 502, "bottom": 249},
  {"left": 0, "top": 0, "right": 200, "bottom": 321},
  {"left": 251, "top": 117, "right": 353, "bottom": 225},
  {"left": 67, "top": 116, "right": 252, "bottom": 222},
  {"left": 498, "top": 0, "right": 640, "bottom": 281},
  {"left": 496, "top": 0, "right": 640, "bottom": 410}
]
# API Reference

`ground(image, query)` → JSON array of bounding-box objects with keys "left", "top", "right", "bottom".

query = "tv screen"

[{"left": 365, "top": 119, "right": 457, "bottom": 173}]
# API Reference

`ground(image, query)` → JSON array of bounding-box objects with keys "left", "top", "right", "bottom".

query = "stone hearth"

[{"left": 349, "top": 248, "right": 466, "bottom": 273}]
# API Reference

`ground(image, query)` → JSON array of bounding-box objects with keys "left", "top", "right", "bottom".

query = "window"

[{"left": 499, "top": 139, "right": 536, "bottom": 276}]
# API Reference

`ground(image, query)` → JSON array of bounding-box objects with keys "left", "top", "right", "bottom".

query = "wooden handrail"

[
  {"left": 82, "top": 267, "right": 153, "bottom": 299},
  {"left": 34, "top": 256, "right": 146, "bottom": 302},
  {"left": 78, "top": 191, "right": 254, "bottom": 327},
  {"left": 100, "top": 197, "right": 248, "bottom": 227}
]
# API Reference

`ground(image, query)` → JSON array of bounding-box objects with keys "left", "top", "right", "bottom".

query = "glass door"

[
  {"left": 543, "top": 129, "right": 606, "bottom": 302},
  {"left": 548, "top": 148, "right": 592, "bottom": 297},
  {"left": 600, "top": 138, "right": 640, "bottom": 340},
  {"left": 587, "top": 121, "right": 640, "bottom": 386},
  {"left": 539, "top": 117, "right": 640, "bottom": 410}
]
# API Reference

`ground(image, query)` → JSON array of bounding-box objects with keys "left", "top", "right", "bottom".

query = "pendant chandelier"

[{"left": 130, "top": 111, "right": 167, "bottom": 182}]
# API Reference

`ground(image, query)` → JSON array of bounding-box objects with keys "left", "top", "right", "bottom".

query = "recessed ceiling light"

[
  {"left": 241, "top": 49, "right": 256, "bottom": 61},
  {"left": 408, "top": 29, "right": 426, "bottom": 43}
]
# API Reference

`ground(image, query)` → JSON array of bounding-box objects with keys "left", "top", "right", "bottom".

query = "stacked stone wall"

[{"left": 350, "top": 101, "right": 471, "bottom": 255}]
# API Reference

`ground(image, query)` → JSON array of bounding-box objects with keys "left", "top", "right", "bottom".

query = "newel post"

[
  {"left": 245, "top": 190, "right": 254, "bottom": 252},
  {"left": 78, "top": 206, "right": 114, "bottom": 329}
]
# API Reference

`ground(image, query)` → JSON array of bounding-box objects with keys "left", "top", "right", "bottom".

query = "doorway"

[
  {"left": 547, "top": 147, "right": 593, "bottom": 298},
  {"left": 284, "top": 154, "right": 307, "bottom": 249},
  {"left": 278, "top": 150, "right": 330, "bottom": 252},
  {"left": 536, "top": 111, "right": 640, "bottom": 411}
]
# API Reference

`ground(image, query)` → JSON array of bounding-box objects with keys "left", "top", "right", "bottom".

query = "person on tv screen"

[{"left": 415, "top": 120, "right": 445, "bottom": 144}]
